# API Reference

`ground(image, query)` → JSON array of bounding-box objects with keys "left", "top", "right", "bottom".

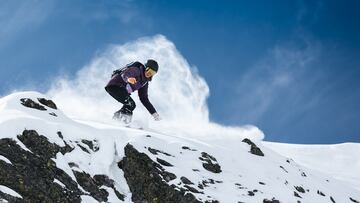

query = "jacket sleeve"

[{"left": 138, "top": 83, "right": 157, "bottom": 114}]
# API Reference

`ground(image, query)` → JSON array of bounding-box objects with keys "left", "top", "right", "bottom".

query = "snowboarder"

[{"left": 105, "top": 59, "right": 161, "bottom": 124}]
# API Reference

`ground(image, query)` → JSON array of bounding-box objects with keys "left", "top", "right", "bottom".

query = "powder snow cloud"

[{"left": 47, "top": 35, "right": 263, "bottom": 140}]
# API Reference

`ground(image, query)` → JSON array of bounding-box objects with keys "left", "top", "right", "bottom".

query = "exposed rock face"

[
  {"left": 242, "top": 138, "right": 265, "bottom": 156},
  {"left": 0, "top": 130, "right": 124, "bottom": 203},
  {"left": 263, "top": 198, "right": 281, "bottom": 203},
  {"left": 20, "top": 98, "right": 47, "bottom": 111},
  {"left": 0, "top": 130, "right": 82, "bottom": 202},
  {"left": 37, "top": 98, "right": 58, "bottom": 109},
  {"left": 119, "top": 143, "right": 201, "bottom": 203},
  {"left": 199, "top": 152, "right": 222, "bottom": 173}
]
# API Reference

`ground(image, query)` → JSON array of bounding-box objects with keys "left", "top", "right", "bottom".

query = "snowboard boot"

[{"left": 113, "top": 109, "right": 133, "bottom": 124}]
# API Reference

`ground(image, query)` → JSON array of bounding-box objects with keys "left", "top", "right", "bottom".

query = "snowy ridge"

[
  {"left": 264, "top": 142, "right": 360, "bottom": 192},
  {"left": 0, "top": 91, "right": 359, "bottom": 203}
]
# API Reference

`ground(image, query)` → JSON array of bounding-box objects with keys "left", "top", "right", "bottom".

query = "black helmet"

[{"left": 145, "top": 59, "right": 159, "bottom": 72}]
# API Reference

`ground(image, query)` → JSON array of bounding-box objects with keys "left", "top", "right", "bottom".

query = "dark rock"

[
  {"left": 17, "top": 130, "right": 71, "bottom": 158},
  {"left": 156, "top": 158, "right": 173, "bottom": 167},
  {"left": 38, "top": 98, "right": 58, "bottom": 109},
  {"left": 248, "top": 191, "right": 255, "bottom": 196},
  {"left": 114, "top": 190, "right": 126, "bottom": 201},
  {"left": 0, "top": 133, "right": 82, "bottom": 202},
  {"left": 93, "top": 174, "right": 115, "bottom": 188},
  {"left": 199, "top": 152, "right": 222, "bottom": 173},
  {"left": 117, "top": 160, "right": 124, "bottom": 169},
  {"left": 20, "top": 98, "right": 46, "bottom": 111},
  {"left": 0, "top": 130, "right": 122, "bottom": 202},
  {"left": 182, "top": 146, "right": 197, "bottom": 151},
  {"left": 56, "top": 132, "right": 75, "bottom": 155},
  {"left": 184, "top": 185, "right": 203, "bottom": 194},
  {"left": 68, "top": 162, "right": 79, "bottom": 168},
  {"left": 242, "top": 138, "right": 264, "bottom": 156},
  {"left": 72, "top": 171, "right": 109, "bottom": 202},
  {"left": 60, "top": 140, "right": 74, "bottom": 155},
  {"left": 57, "top": 131, "right": 64, "bottom": 139},
  {"left": 350, "top": 197, "right": 360, "bottom": 203},
  {"left": 81, "top": 139, "right": 99, "bottom": 152},
  {"left": 49, "top": 112, "right": 58, "bottom": 117},
  {"left": 330, "top": 196, "right": 336, "bottom": 203},
  {"left": 263, "top": 198, "right": 281, "bottom": 203},
  {"left": 162, "top": 171, "right": 177, "bottom": 182},
  {"left": 317, "top": 190, "right": 325, "bottom": 196},
  {"left": 146, "top": 135, "right": 151, "bottom": 138},
  {"left": 294, "top": 186, "right": 305, "bottom": 193},
  {"left": 181, "top": 176, "right": 194, "bottom": 185},
  {"left": 280, "top": 166, "right": 288, "bottom": 173},
  {"left": 203, "top": 179, "right": 216, "bottom": 185},
  {"left": 294, "top": 191, "right": 302, "bottom": 198},
  {"left": 205, "top": 200, "right": 219, "bottom": 203},
  {"left": 202, "top": 162, "right": 221, "bottom": 173},
  {"left": 235, "top": 183, "right": 248, "bottom": 190},
  {"left": 200, "top": 152, "right": 217, "bottom": 162},
  {"left": 193, "top": 169, "right": 200, "bottom": 172},
  {"left": 148, "top": 147, "right": 173, "bottom": 157},
  {"left": 0, "top": 190, "right": 23, "bottom": 203},
  {"left": 198, "top": 184, "right": 204, "bottom": 190},
  {"left": 77, "top": 144, "right": 90, "bottom": 154},
  {"left": 86, "top": 174, "right": 125, "bottom": 201},
  {"left": 259, "top": 182, "right": 266, "bottom": 185},
  {"left": 120, "top": 143, "right": 201, "bottom": 203},
  {"left": 301, "top": 172, "right": 307, "bottom": 177}
]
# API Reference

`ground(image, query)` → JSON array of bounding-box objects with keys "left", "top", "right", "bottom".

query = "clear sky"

[{"left": 1, "top": 0, "right": 359, "bottom": 144}]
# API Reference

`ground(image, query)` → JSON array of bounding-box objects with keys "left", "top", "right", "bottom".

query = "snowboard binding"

[{"left": 113, "top": 110, "right": 132, "bottom": 125}]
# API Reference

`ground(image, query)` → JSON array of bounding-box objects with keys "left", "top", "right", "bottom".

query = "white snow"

[
  {"left": 0, "top": 155, "right": 12, "bottom": 165},
  {"left": 0, "top": 91, "right": 359, "bottom": 203},
  {"left": 46, "top": 35, "right": 265, "bottom": 141},
  {"left": 264, "top": 141, "right": 360, "bottom": 192},
  {"left": 0, "top": 185, "right": 22, "bottom": 199},
  {"left": 53, "top": 179, "right": 66, "bottom": 188},
  {"left": 80, "top": 195, "right": 98, "bottom": 203}
]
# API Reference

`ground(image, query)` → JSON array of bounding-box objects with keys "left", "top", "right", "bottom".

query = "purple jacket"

[{"left": 106, "top": 62, "right": 156, "bottom": 114}]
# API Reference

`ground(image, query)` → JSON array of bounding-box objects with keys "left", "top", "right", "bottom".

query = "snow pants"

[{"left": 105, "top": 85, "right": 136, "bottom": 115}]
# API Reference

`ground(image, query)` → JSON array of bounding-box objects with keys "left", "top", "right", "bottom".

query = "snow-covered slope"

[
  {"left": 264, "top": 142, "right": 360, "bottom": 192},
  {"left": 0, "top": 91, "right": 359, "bottom": 203}
]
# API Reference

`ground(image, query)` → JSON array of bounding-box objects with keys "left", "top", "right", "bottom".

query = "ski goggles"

[{"left": 145, "top": 67, "right": 157, "bottom": 77}]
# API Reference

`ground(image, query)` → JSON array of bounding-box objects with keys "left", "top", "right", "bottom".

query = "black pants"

[{"left": 105, "top": 85, "right": 136, "bottom": 115}]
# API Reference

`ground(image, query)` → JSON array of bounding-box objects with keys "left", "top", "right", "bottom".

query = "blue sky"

[{"left": 1, "top": 0, "right": 359, "bottom": 144}]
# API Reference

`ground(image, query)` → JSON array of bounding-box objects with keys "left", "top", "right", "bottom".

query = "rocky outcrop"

[
  {"left": 20, "top": 98, "right": 47, "bottom": 111},
  {"left": 119, "top": 143, "right": 201, "bottom": 203},
  {"left": 199, "top": 152, "right": 222, "bottom": 173},
  {"left": 37, "top": 98, "right": 57, "bottom": 109},
  {"left": 242, "top": 138, "right": 265, "bottom": 156},
  {"left": 0, "top": 130, "right": 82, "bottom": 202},
  {"left": 20, "top": 98, "right": 58, "bottom": 117},
  {"left": 0, "top": 130, "right": 124, "bottom": 203}
]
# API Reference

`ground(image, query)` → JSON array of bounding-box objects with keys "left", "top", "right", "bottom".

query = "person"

[{"left": 105, "top": 59, "right": 161, "bottom": 124}]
